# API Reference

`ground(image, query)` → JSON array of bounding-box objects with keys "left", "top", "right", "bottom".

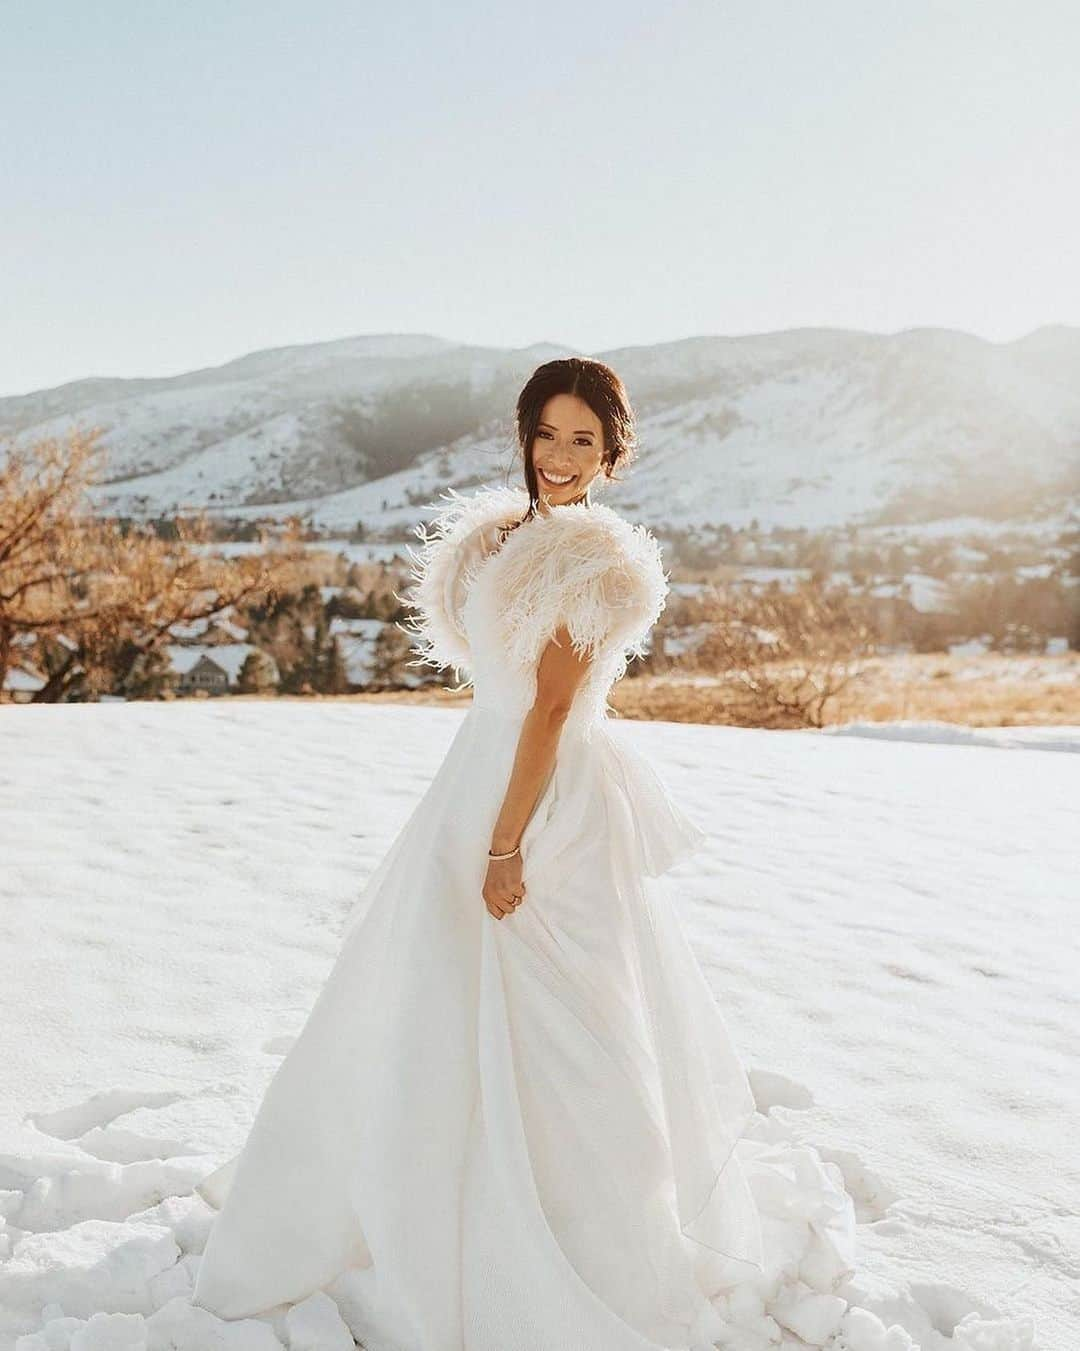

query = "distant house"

[
  {"left": 2, "top": 665, "right": 46, "bottom": 704},
  {"left": 164, "top": 643, "right": 279, "bottom": 695}
]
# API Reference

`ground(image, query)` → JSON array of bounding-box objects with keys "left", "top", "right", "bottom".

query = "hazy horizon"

[{"left": 3, "top": 317, "right": 1079, "bottom": 402}]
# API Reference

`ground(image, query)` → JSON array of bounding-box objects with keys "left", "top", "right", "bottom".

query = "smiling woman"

[
  {"left": 189, "top": 358, "right": 866, "bottom": 1349},
  {"left": 510, "top": 355, "right": 639, "bottom": 516},
  {"left": 533, "top": 399, "right": 602, "bottom": 494}
]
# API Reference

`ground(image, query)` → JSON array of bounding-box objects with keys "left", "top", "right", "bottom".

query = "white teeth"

[{"left": 540, "top": 470, "right": 574, "bottom": 485}]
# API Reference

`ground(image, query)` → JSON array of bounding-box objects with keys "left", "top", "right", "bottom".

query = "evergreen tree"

[
  {"left": 123, "top": 645, "right": 173, "bottom": 700},
  {"left": 323, "top": 636, "right": 349, "bottom": 694},
  {"left": 238, "top": 650, "right": 277, "bottom": 694}
]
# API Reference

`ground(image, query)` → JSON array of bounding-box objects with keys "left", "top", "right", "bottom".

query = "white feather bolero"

[{"left": 399, "top": 485, "right": 670, "bottom": 685}]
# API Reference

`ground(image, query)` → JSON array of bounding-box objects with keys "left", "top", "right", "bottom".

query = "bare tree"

[{"left": 0, "top": 427, "right": 301, "bottom": 702}]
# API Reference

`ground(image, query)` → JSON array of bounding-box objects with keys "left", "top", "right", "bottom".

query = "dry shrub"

[{"left": 668, "top": 582, "right": 876, "bottom": 728}]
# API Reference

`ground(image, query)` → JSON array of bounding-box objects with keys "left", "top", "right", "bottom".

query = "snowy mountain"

[{"left": 1, "top": 327, "right": 1077, "bottom": 534}]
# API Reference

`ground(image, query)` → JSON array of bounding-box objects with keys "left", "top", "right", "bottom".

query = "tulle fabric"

[{"left": 190, "top": 704, "right": 855, "bottom": 1348}]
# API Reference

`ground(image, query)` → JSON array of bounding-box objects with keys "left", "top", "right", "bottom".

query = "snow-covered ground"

[{"left": 0, "top": 704, "right": 1075, "bottom": 1349}]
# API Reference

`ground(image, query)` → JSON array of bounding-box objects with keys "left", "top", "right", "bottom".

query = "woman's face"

[{"left": 529, "top": 393, "right": 605, "bottom": 509}]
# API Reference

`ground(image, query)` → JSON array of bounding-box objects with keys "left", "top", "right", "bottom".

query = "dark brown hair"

[{"left": 500, "top": 357, "right": 638, "bottom": 539}]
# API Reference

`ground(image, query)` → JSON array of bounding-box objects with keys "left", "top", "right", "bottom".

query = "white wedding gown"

[{"left": 190, "top": 488, "right": 857, "bottom": 1350}]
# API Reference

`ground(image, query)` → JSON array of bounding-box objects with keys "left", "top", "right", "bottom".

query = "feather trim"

[
  {"left": 397, "top": 484, "right": 531, "bottom": 678},
  {"left": 491, "top": 502, "right": 670, "bottom": 676}
]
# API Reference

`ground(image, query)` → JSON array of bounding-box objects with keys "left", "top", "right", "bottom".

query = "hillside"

[{"left": 1, "top": 328, "right": 1077, "bottom": 536}]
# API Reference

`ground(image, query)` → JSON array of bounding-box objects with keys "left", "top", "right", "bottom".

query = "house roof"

[
  {"left": 2, "top": 667, "right": 46, "bottom": 693},
  {"left": 329, "top": 617, "right": 383, "bottom": 639},
  {"left": 169, "top": 616, "right": 249, "bottom": 642},
  {"left": 164, "top": 643, "right": 278, "bottom": 683}
]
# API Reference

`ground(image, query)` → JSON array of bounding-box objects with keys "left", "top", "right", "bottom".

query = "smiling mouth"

[{"left": 537, "top": 468, "right": 577, "bottom": 488}]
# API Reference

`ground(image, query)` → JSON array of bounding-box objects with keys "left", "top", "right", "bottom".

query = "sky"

[{"left": 2, "top": 0, "right": 1078, "bottom": 398}]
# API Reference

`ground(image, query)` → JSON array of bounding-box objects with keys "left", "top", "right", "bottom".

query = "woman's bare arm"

[{"left": 482, "top": 625, "right": 592, "bottom": 920}]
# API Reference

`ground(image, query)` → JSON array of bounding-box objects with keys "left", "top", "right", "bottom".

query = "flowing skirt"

[{"left": 190, "top": 705, "right": 855, "bottom": 1349}]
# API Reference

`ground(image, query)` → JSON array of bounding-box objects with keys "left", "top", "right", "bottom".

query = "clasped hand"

[{"left": 483, "top": 852, "right": 526, "bottom": 921}]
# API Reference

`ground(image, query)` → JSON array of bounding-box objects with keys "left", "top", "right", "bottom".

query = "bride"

[{"left": 190, "top": 357, "right": 858, "bottom": 1349}]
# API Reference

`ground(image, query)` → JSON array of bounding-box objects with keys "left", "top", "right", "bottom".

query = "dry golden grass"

[
  {"left": 262, "top": 652, "right": 1080, "bottom": 728},
  {"left": 607, "top": 653, "right": 1080, "bottom": 727}
]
